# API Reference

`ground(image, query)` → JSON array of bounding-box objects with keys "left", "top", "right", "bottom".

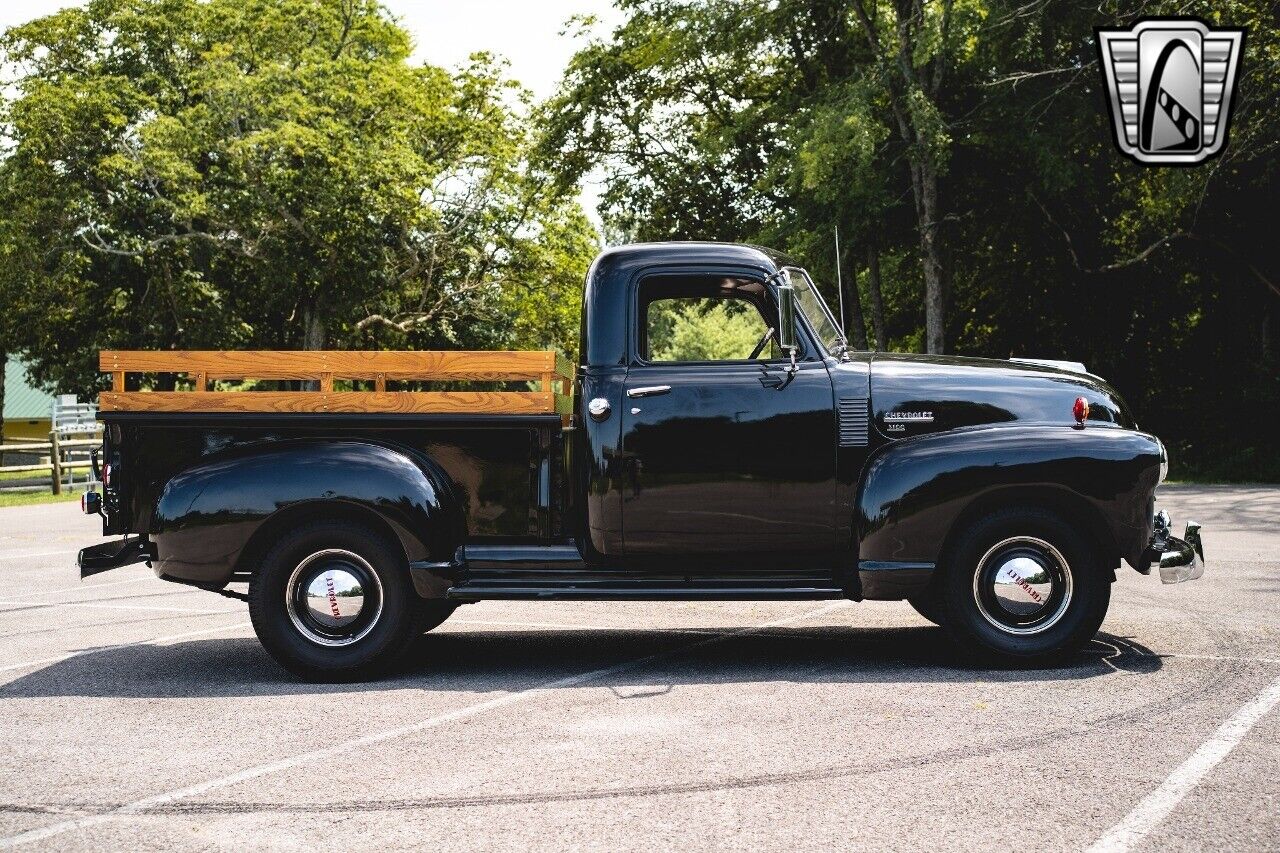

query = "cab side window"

[{"left": 639, "top": 276, "right": 777, "bottom": 363}]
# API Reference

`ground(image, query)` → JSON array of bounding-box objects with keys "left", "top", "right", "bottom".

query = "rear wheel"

[
  {"left": 940, "top": 508, "right": 1110, "bottom": 666},
  {"left": 248, "top": 521, "right": 428, "bottom": 681}
]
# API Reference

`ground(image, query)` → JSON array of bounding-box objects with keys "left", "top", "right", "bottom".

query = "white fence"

[{"left": 2, "top": 394, "right": 101, "bottom": 495}]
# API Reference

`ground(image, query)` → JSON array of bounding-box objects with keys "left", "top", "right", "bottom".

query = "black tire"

[
  {"left": 907, "top": 590, "right": 946, "bottom": 627},
  {"left": 940, "top": 507, "right": 1110, "bottom": 666},
  {"left": 417, "top": 600, "right": 458, "bottom": 634},
  {"left": 248, "top": 520, "right": 425, "bottom": 681}
]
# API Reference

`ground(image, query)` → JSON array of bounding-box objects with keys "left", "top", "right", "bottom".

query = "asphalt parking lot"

[{"left": 0, "top": 485, "right": 1276, "bottom": 851}]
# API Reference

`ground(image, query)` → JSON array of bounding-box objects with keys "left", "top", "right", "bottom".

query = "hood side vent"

[{"left": 838, "top": 398, "right": 869, "bottom": 447}]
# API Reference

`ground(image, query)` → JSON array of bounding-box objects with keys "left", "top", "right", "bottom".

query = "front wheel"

[
  {"left": 940, "top": 508, "right": 1110, "bottom": 666},
  {"left": 907, "top": 590, "right": 946, "bottom": 627},
  {"left": 248, "top": 521, "right": 428, "bottom": 681}
]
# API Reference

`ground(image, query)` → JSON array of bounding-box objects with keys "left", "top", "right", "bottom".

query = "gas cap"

[{"left": 587, "top": 398, "right": 611, "bottom": 421}]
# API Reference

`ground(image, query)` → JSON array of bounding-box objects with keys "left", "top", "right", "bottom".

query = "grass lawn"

[{"left": 0, "top": 487, "right": 87, "bottom": 508}]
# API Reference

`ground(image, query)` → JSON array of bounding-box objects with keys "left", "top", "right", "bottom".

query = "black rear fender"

[
  {"left": 856, "top": 425, "right": 1163, "bottom": 574},
  {"left": 150, "top": 439, "right": 462, "bottom": 588}
]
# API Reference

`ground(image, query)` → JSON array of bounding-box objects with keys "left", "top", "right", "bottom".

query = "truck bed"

[{"left": 95, "top": 350, "right": 575, "bottom": 543}]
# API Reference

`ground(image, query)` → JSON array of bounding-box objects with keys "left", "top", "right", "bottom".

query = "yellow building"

[{"left": 3, "top": 357, "right": 55, "bottom": 442}]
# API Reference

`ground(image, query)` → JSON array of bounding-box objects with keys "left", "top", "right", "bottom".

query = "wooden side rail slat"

[
  {"left": 100, "top": 350, "right": 575, "bottom": 420},
  {"left": 101, "top": 350, "right": 565, "bottom": 383},
  {"left": 100, "top": 391, "right": 569, "bottom": 416}
]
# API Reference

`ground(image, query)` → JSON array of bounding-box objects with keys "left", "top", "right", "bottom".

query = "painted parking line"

[
  {"left": 0, "top": 549, "right": 81, "bottom": 561},
  {"left": 0, "top": 598, "right": 235, "bottom": 616},
  {"left": 14, "top": 576, "right": 155, "bottom": 598},
  {"left": 0, "top": 621, "right": 250, "bottom": 675},
  {"left": 1085, "top": 672, "right": 1280, "bottom": 853},
  {"left": 1168, "top": 652, "right": 1280, "bottom": 665},
  {"left": 0, "top": 601, "right": 850, "bottom": 848}
]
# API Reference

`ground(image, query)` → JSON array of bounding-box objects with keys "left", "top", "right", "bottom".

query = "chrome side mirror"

[
  {"left": 777, "top": 282, "right": 797, "bottom": 353},
  {"left": 776, "top": 281, "right": 799, "bottom": 372}
]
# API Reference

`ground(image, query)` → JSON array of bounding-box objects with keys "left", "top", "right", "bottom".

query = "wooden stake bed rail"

[{"left": 98, "top": 351, "right": 575, "bottom": 418}]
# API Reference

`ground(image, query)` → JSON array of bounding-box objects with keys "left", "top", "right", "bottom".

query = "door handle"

[
  {"left": 627, "top": 385, "right": 671, "bottom": 398},
  {"left": 758, "top": 368, "right": 793, "bottom": 390}
]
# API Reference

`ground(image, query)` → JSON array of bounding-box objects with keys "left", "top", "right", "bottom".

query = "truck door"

[{"left": 618, "top": 272, "right": 837, "bottom": 568}]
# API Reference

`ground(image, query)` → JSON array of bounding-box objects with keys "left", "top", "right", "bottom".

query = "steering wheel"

[{"left": 748, "top": 327, "right": 776, "bottom": 360}]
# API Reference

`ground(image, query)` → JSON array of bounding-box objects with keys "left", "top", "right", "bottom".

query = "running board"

[{"left": 446, "top": 581, "right": 845, "bottom": 601}]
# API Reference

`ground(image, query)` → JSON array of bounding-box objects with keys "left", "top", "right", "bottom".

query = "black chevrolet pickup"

[{"left": 78, "top": 242, "right": 1204, "bottom": 680}]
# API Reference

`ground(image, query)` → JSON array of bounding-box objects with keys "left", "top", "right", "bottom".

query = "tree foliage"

[
  {"left": 540, "top": 0, "right": 1279, "bottom": 478},
  {"left": 0, "top": 0, "right": 597, "bottom": 394},
  {"left": 648, "top": 298, "right": 769, "bottom": 361}
]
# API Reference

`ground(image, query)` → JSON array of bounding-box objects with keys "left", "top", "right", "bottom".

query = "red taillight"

[
  {"left": 1073, "top": 396, "right": 1090, "bottom": 427},
  {"left": 103, "top": 464, "right": 111, "bottom": 487}
]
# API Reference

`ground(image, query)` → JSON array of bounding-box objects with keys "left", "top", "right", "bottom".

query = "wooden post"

[
  {"left": 375, "top": 373, "right": 386, "bottom": 393},
  {"left": 49, "top": 430, "right": 62, "bottom": 496},
  {"left": 320, "top": 372, "right": 334, "bottom": 392}
]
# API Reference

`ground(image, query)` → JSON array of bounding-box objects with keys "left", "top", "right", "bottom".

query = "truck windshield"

[{"left": 780, "top": 267, "right": 847, "bottom": 356}]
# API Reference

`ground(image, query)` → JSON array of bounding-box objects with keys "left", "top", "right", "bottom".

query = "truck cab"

[{"left": 78, "top": 242, "right": 1204, "bottom": 680}]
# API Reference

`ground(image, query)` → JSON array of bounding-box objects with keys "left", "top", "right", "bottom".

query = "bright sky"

[{"left": 0, "top": 0, "right": 622, "bottom": 99}]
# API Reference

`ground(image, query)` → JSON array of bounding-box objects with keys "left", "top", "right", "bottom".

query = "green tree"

[
  {"left": 648, "top": 299, "right": 768, "bottom": 361},
  {"left": 541, "top": 0, "right": 980, "bottom": 354},
  {"left": 543, "top": 0, "right": 1278, "bottom": 477},
  {"left": 0, "top": 0, "right": 596, "bottom": 394}
]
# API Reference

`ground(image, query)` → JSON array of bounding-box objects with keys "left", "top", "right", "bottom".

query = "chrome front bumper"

[{"left": 1140, "top": 510, "right": 1205, "bottom": 584}]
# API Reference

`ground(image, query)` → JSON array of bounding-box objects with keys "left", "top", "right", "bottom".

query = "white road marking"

[
  {"left": 1085, "top": 673, "right": 1280, "bottom": 853},
  {"left": 1169, "top": 652, "right": 1280, "bottom": 665},
  {"left": 0, "top": 621, "right": 250, "bottom": 675},
  {"left": 0, "top": 598, "right": 234, "bottom": 616},
  {"left": 0, "top": 548, "right": 81, "bottom": 561},
  {"left": 14, "top": 575, "right": 155, "bottom": 598},
  {"left": 0, "top": 601, "right": 849, "bottom": 848}
]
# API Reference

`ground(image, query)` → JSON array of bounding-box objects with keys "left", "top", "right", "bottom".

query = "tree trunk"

[
  {"left": 917, "top": 160, "right": 946, "bottom": 355},
  {"left": 299, "top": 298, "right": 325, "bottom": 392},
  {"left": 865, "top": 243, "right": 886, "bottom": 351},
  {"left": 850, "top": 0, "right": 950, "bottom": 355},
  {"left": 301, "top": 298, "right": 326, "bottom": 350},
  {"left": 841, "top": 241, "right": 868, "bottom": 351}
]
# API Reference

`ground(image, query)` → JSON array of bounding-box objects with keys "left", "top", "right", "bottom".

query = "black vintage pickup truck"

[{"left": 78, "top": 242, "right": 1204, "bottom": 680}]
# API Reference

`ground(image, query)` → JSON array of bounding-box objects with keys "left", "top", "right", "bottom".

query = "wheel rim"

[
  {"left": 971, "top": 536, "right": 1073, "bottom": 636},
  {"left": 285, "top": 549, "right": 384, "bottom": 647}
]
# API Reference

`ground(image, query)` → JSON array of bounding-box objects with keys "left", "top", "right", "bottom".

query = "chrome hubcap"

[
  {"left": 304, "top": 568, "right": 365, "bottom": 629},
  {"left": 286, "top": 550, "right": 383, "bottom": 647},
  {"left": 973, "top": 536, "right": 1072, "bottom": 635}
]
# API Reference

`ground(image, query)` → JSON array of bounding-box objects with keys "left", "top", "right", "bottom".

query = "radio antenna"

[{"left": 834, "top": 224, "right": 846, "bottom": 335}]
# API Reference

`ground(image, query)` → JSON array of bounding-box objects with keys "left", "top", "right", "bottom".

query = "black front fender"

[
  {"left": 856, "top": 425, "right": 1162, "bottom": 579},
  {"left": 151, "top": 439, "right": 461, "bottom": 586}
]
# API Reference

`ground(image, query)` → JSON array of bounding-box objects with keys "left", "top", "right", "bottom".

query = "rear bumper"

[
  {"left": 78, "top": 537, "right": 156, "bottom": 579},
  {"left": 1138, "top": 510, "right": 1205, "bottom": 584}
]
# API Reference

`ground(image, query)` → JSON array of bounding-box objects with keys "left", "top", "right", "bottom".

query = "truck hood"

[{"left": 867, "top": 353, "right": 1135, "bottom": 439}]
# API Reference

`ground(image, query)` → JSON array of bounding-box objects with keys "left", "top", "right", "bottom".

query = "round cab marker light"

[{"left": 1072, "top": 396, "right": 1090, "bottom": 428}]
